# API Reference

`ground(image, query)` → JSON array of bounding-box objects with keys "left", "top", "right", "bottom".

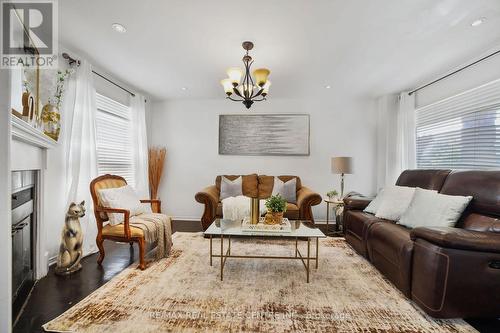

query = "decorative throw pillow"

[
  {"left": 363, "top": 188, "right": 386, "bottom": 214},
  {"left": 220, "top": 176, "right": 243, "bottom": 200},
  {"left": 98, "top": 185, "right": 152, "bottom": 226},
  {"left": 375, "top": 185, "right": 418, "bottom": 221},
  {"left": 398, "top": 188, "right": 472, "bottom": 228},
  {"left": 272, "top": 177, "right": 297, "bottom": 204}
]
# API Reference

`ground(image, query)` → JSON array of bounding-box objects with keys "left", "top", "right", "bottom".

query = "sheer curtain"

[
  {"left": 65, "top": 60, "right": 98, "bottom": 256},
  {"left": 376, "top": 92, "right": 416, "bottom": 190},
  {"left": 130, "top": 94, "right": 150, "bottom": 198}
]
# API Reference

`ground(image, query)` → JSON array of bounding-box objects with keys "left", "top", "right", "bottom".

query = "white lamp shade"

[
  {"left": 226, "top": 67, "right": 243, "bottom": 85},
  {"left": 220, "top": 79, "right": 234, "bottom": 95},
  {"left": 331, "top": 157, "right": 353, "bottom": 174}
]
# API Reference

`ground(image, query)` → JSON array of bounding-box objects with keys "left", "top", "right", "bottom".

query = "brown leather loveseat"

[
  {"left": 195, "top": 174, "right": 322, "bottom": 230},
  {"left": 343, "top": 169, "right": 500, "bottom": 318}
]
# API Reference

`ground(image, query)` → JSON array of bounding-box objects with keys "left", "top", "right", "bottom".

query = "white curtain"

[
  {"left": 376, "top": 92, "right": 416, "bottom": 190},
  {"left": 65, "top": 60, "right": 98, "bottom": 256},
  {"left": 130, "top": 94, "right": 150, "bottom": 198}
]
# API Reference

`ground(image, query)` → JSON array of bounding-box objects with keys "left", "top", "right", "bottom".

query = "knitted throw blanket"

[{"left": 130, "top": 213, "right": 172, "bottom": 259}]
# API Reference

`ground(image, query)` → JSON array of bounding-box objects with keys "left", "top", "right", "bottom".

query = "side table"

[{"left": 325, "top": 198, "right": 344, "bottom": 236}]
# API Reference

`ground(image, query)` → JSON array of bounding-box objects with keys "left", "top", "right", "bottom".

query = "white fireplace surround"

[{"left": 11, "top": 117, "right": 58, "bottom": 279}]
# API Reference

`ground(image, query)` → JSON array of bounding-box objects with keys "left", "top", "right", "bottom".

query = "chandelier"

[{"left": 220, "top": 41, "right": 271, "bottom": 109}]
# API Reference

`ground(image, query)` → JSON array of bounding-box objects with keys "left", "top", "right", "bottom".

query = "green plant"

[
  {"left": 326, "top": 190, "right": 338, "bottom": 198},
  {"left": 265, "top": 194, "right": 287, "bottom": 213}
]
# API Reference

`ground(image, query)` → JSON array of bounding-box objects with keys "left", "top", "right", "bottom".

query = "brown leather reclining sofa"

[
  {"left": 195, "top": 174, "right": 322, "bottom": 230},
  {"left": 343, "top": 169, "right": 500, "bottom": 318}
]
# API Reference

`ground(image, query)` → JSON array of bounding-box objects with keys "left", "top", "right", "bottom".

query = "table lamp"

[{"left": 331, "top": 157, "right": 353, "bottom": 198}]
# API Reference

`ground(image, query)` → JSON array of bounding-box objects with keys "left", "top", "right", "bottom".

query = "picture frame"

[{"left": 219, "top": 114, "right": 310, "bottom": 156}]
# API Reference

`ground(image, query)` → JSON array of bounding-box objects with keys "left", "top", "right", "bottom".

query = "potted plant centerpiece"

[
  {"left": 264, "top": 194, "right": 287, "bottom": 225},
  {"left": 326, "top": 190, "right": 339, "bottom": 201}
]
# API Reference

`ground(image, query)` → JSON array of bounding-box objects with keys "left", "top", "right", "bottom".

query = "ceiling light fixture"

[
  {"left": 221, "top": 41, "right": 271, "bottom": 109},
  {"left": 181, "top": 87, "right": 188, "bottom": 91},
  {"left": 325, "top": 85, "right": 331, "bottom": 89},
  {"left": 471, "top": 17, "right": 486, "bottom": 27},
  {"left": 111, "top": 23, "right": 127, "bottom": 33}
]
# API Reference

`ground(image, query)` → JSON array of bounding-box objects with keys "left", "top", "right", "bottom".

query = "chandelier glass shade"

[{"left": 221, "top": 41, "right": 271, "bottom": 109}]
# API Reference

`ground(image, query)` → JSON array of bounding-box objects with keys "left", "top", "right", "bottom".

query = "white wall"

[
  {"left": 0, "top": 69, "right": 12, "bottom": 332},
  {"left": 150, "top": 97, "right": 378, "bottom": 221}
]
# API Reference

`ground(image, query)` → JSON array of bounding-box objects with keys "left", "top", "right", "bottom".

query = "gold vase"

[
  {"left": 250, "top": 197, "right": 260, "bottom": 224},
  {"left": 41, "top": 104, "right": 61, "bottom": 141},
  {"left": 264, "top": 211, "right": 283, "bottom": 225}
]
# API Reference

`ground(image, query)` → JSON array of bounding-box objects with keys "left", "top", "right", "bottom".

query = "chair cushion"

[
  {"left": 366, "top": 222, "right": 413, "bottom": 297},
  {"left": 102, "top": 223, "right": 144, "bottom": 238},
  {"left": 98, "top": 185, "right": 152, "bottom": 225},
  {"left": 92, "top": 176, "right": 127, "bottom": 220}
]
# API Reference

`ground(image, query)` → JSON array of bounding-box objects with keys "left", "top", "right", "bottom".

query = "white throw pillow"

[
  {"left": 222, "top": 195, "right": 266, "bottom": 222},
  {"left": 272, "top": 177, "right": 297, "bottom": 204},
  {"left": 363, "top": 188, "right": 385, "bottom": 214},
  {"left": 375, "top": 186, "right": 418, "bottom": 221},
  {"left": 220, "top": 176, "right": 243, "bottom": 200},
  {"left": 98, "top": 185, "right": 152, "bottom": 226},
  {"left": 398, "top": 188, "right": 472, "bottom": 228}
]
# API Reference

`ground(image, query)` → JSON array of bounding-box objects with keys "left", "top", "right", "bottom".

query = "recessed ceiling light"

[
  {"left": 471, "top": 17, "right": 486, "bottom": 27},
  {"left": 181, "top": 87, "right": 188, "bottom": 91},
  {"left": 325, "top": 85, "right": 331, "bottom": 89},
  {"left": 111, "top": 23, "right": 127, "bottom": 33}
]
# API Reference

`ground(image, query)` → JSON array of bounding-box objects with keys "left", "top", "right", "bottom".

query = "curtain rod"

[
  {"left": 408, "top": 49, "right": 500, "bottom": 96},
  {"left": 91, "top": 70, "right": 136, "bottom": 97},
  {"left": 62, "top": 52, "right": 136, "bottom": 97}
]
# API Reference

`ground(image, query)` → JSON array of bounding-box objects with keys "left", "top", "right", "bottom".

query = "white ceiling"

[{"left": 59, "top": 0, "right": 500, "bottom": 101}]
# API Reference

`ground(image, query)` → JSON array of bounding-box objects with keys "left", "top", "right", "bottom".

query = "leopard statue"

[{"left": 55, "top": 201, "right": 86, "bottom": 275}]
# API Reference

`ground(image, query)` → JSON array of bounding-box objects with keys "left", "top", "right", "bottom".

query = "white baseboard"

[
  {"left": 48, "top": 255, "right": 57, "bottom": 267},
  {"left": 171, "top": 216, "right": 200, "bottom": 222}
]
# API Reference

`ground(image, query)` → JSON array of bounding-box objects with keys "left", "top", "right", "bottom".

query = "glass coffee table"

[{"left": 204, "top": 219, "right": 326, "bottom": 283}]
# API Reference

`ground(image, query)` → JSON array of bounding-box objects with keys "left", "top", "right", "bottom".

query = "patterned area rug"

[{"left": 43, "top": 232, "right": 476, "bottom": 332}]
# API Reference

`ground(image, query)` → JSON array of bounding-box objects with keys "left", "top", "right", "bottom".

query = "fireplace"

[{"left": 11, "top": 170, "right": 37, "bottom": 319}]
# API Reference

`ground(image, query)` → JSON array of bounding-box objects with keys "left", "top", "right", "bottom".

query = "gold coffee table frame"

[{"left": 205, "top": 219, "right": 326, "bottom": 283}]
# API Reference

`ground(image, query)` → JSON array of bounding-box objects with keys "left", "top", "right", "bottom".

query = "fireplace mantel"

[{"left": 11, "top": 117, "right": 58, "bottom": 149}]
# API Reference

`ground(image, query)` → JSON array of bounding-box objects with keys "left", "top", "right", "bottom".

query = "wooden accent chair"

[{"left": 90, "top": 174, "right": 161, "bottom": 270}]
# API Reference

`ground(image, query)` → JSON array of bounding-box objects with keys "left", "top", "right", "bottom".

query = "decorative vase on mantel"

[{"left": 41, "top": 103, "right": 61, "bottom": 141}]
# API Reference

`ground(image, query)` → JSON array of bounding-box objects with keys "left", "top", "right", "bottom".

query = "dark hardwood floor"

[{"left": 13, "top": 221, "right": 500, "bottom": 333}]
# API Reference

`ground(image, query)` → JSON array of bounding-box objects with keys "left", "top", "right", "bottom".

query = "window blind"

[
  {"left": 95, "top": 93, "right": 135, "bottom": 186},
  {"left": 416, "top": 79, "right": 500, "bottom": 170}
]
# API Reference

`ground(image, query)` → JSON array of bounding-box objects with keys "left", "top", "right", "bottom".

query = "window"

[
  {"left": 416, "top": 79, "right": 500, "bottom": 170},
  {"left": 95, "top": 93, "right": 135, "bottom": 186}
]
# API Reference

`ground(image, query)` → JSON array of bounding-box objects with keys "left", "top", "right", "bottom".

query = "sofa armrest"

[
  {"left": 410, "top": 227, "right": 500, "bottom": 253},
  {"left": 296, "top": 186, "right": 322, "bottom": 208},
  {"left": 343, "top": 196, "right": 373, "bottom": 211},
  {"left": 296, "top": 186, "right": 322, "bottom": 222},
  {"left": 195, "top": 185, "right": 220, "bottom": 230},
  {"left": 96, "top": 207, "right": 132, "bottom": 239}
]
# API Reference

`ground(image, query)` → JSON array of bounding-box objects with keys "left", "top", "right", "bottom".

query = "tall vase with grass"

[{"left": 148, "top": 147, "right": 166, "bottom": 200}]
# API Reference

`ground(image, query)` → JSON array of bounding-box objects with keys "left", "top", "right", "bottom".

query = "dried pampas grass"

[{"left": 148, "top": 147, "right": 166, "bottom": 199}]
